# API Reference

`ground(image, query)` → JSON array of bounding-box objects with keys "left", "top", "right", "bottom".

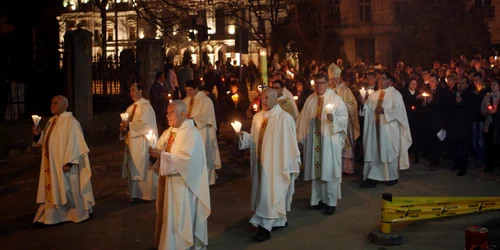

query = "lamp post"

[{"left": 260, "top": 48, "right": 267, "bottom": 87}]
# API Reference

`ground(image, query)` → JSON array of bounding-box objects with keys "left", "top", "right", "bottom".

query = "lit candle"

[
  {"left": 231, "top": 121, "right": 242, "bottom": 133},
  {"left": 367, "top": 89, "right": 374, "bottom": 96},
  {"left": 310, "top": 80, "right": 315, "bottom": 87},
  {"left": 422, "top": 92, "right": 430, "bottom": 102},
  {"left": 232, "top": 94, "right": 239, "bottom": 103},
  {"left": 167, "top": 94, "right": 171, "bottom": 97},
  {"left": 293, "top": 96, "right": 298, "bottom": 101},
  {"left": 120, "top": 112, "right": 129, "bottom": 122},
  {"left": 200, "top": 77, "right": 204, "bottom": 81},
  {"left": 253, "top": 104, "right": 258, "bottom": 111},
  {"left": 31, "top": 115, "right": 42, "bottom": 126},
  {"left": 145, "top": 130, "right": 157, "bottom": 148},
  {"left": 169, "top": 100, "right": 172, "bottom": 103},
  {"left": 411, "top": 106, "right": 416, "bottom": 111},
  {"left": 359, "top": 87, "right": 367, "bottom": 98},
  {"left": 488, "top": 105, "right": 494, "bottom": 110},
  {"left": 325, "top": 104, "right": 335, "bottom": 114}
]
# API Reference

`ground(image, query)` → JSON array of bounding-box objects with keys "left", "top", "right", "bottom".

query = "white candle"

[
  {"left": 31, "top": 115, "right": 42, "bottom": 126},
  {"left": 226, "top": 91, "right": 230, "bottom": 95},
  {"left": 120, "top": 112, "right": 129, "bottom": 122},
  {"left": 367, "top": 89, "right": 374, "bottom": 96},
  {"left": 253, "top": 104, "right": 258, "bottom": 111},
  {"left": 257, "top": 85, "right": 263, "bottom": 93},
  {"left": 145, "top": 130, "right": 157, "bottom": 148},
  {"left": 359, "top": 87, "right": 367, "bottom": 98},
  {"left": 422, "top": 92, "right": 430, "bottom": 102},
  {"left": 310, "top": 80, "right": 315, "bottom": 87},
  {"left": 325, "top": 104, "right": 335, "bottom": 114},
  {"left": 293, "top": 96, "right": 299, "bottom": 101},
  {"left": 231, "top": 121, "right": 242, "bottom": 133}
]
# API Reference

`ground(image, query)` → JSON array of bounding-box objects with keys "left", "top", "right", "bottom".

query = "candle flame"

[{"left": 422, "top": 92, "right": 430, "bottom": 97}]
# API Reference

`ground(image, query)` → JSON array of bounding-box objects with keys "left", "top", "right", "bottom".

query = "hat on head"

[{"left": 328, "top": 63, "right": 342, "bottom": 80}]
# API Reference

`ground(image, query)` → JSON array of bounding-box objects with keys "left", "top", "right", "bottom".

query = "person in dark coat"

[
  {"left": 418, "top": 73, "right": 445, "bottom": 170},
  {"left": 291, "top": 78, "right": 313, "bottom": 112},
  {"left": 448, "top": 78, "right": 477, "bottom": 176},
  {"left": 149, "top": 72, "right": 168, "bottom": 134},
  {"left": 481, "top": 79, "right": 500, "bottom": 172},
  {"left": 441, "top": 73, "right": 459, "bottom": 161},
  {"left": 401, "top": 78, "right": 422, "bottom": 164}
]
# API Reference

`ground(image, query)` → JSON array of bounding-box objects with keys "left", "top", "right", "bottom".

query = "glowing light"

[{"left": 228, "top": 25, "right": 235, "bottom": 35}]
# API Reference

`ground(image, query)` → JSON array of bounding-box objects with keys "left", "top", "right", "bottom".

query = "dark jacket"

[
  {"left": 149, "top": 81, "right": 167, "bottom": 116},
  {"left": 448, "top": 89, "right": 476, "bottom": 140}
]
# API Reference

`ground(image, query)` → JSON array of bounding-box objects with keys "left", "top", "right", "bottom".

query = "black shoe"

[
  {"left": 252, "top": 226, "right": 271, "bottom": 242},
  {"left": 272, "top": 222, "right": 288, "bottom": 231},
  {"left": 385, "top": 179, "right": 398, "bottom": 186},
  {"left": 324, "top": 206, "right": 336, "bottom": 215},
  {"left": 311, "top": 201, "right": 327, "bottom": 210},
  {"left": 450, "top": 166, "right": 458, "bottom": 171},
  {"left": 413, "top": 155, "right": 419, "bottom": 164},
  {"left": 457, "top": 171, "right": 466, "bottom": 176},
  {"left": 360, "top": 180, "right": 377, "bottom": 188}
]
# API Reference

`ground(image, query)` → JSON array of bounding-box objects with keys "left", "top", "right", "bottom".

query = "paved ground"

[{"left": 1, "top": 91, "right": 500, "bottom": 249}]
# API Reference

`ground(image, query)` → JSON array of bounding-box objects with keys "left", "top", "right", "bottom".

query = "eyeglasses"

[
  {"left": 271, "top": 86, "right": 282, "bottom": 89},
  {"left": 315, "top": 81, "right": 328, "bottom": 85}
]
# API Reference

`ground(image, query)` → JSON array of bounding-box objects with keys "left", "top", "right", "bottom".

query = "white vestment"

[
  {"left": 183, "top": 91, "right": 221, "bottom": 185},
  {"left": 34, "top": 111, "right": 95, "bottom": 225},
  {"left": 283, "top": 87, "right": 300, "bottom": 119},
  {"left": 297, "top": 89, "right": 348, "bottom": 207},
  {"left": 153, "top": 119, "right": 211, "bottom": 250},
  {"left": 239, "top": 105, "right": 301, "bottom": 231},
  {"left": 363, "top": 86, "right": 412, "bottom": 181},
  {"left": 120, "top": 98, "right": 158, "bottom": 200}
]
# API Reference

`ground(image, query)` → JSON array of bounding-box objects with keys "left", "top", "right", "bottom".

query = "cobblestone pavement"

[{"left": 1, "top": 91, "right": 500, "bottom": 249}]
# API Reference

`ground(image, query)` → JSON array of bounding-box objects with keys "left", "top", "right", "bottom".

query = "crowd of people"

[{"left": 30, "top": 53, "right": 499, "bottom": 249}]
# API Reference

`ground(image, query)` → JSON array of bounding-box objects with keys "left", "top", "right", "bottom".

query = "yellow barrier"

[
  {"left": 380, "top": 193, "right": 500, "bottom": 234},
  {"left": 368, "top": 193, "right": 500, "bottom": 246}
]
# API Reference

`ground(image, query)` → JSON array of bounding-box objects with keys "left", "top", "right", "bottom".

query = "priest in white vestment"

[
  {"left": 361, "top": 71, "right": 412, "bottom": 188},
  {"left": 183, "top": 79, "right": 221, "bottom": 185},
  {"left": 239, "top": 88, "right": 301, "bottom": 242},
  {"left": 297, "top": 73, "right": 348, "bottom": 215},
  {"left": 149, "top": 100, "right": 211, "bottom": 250},
  {"left": 120, "top": 84, "right": 158, "bottom": 201},
  {"left": 32, "top": 95, "right": 95, "bottom": 225}
]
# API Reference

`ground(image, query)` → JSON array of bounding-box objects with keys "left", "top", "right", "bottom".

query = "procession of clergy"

[{"left": 31, "top": 62, "right": 411, "bottom": 249}]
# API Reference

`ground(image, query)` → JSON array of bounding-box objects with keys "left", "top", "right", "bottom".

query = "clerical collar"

[
  {"left": 424, "top": 81, "right": 429, "bottom": 85},
  {"left": 133, "top": 98, "right": 144, "bottom": 104},
  {"left": 262, "top": 104, "right": 279, "bottom": 118},
  {"left": 158, "top": 80, "right": 164, "bottom": 86},
  {"left": 171, "top": 119, "right": 193, "bottom": 132},
  {"left": 409, "top": 89, "right": 415, "bottom": 95}
]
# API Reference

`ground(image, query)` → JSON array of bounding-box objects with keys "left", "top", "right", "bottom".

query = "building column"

[
  {"left": 64, "top": 28, "right": 93, "bottom": 128},
  {"left": 136, "top": 38, "right": 164, "bottom": 100}
]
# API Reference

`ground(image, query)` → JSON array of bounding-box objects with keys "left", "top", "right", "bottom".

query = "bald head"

[
  {"left": 51, "top": 95, "right": 68, "bottom": 115},
  {"left": 170, "top": 100, "right": 187, "bottom": 113},
  {"left": 261, "top": 88, "right": 277, "bottom": 111}
]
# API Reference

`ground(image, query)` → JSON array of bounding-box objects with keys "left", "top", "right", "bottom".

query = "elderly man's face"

[
  {"left": 166, "top": 104, "right": 186, "bottom": 127},
  {"left": 314, "top": 77, "right": 328, "bottom": 96},
  {"left": 261, "top": 90, "right": 277, "bottom": 111},
  {"left": 51, "top": 97, "right": 67, "bottom": 115}
]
